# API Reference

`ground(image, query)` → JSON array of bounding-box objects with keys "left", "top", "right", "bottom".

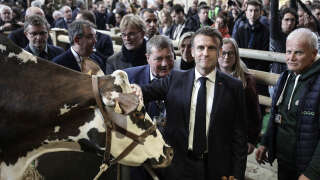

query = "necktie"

[{"left": 193, "top": 77, "right": 207, "bottom": 155}]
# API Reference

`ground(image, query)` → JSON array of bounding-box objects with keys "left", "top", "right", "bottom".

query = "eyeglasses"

[
  {"left": 28, "top": 31, "right": 48, "bottom": 37},
  {"left": 120, "top": 31, "right": 142, "bottom": 39},
  {"left": 222, "top": 51, "right": 235, "bottom": 58}
]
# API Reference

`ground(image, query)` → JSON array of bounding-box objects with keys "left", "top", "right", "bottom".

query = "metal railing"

[{"left": 49, "top": 28, "right": 285, "bottom": 107}]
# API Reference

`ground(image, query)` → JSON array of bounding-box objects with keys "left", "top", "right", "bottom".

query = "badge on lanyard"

[{"left": 274, "top": 114, "right": 282, "bottom": 124}]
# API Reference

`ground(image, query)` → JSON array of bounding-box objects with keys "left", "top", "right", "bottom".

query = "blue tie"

[{"left": 193, "top": 77, "right": 207, "bottom": 155}]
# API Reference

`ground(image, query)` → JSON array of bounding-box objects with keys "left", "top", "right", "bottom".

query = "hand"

[
  {"left": 255, "top": 145, "right": 268, "bottom": 165},
  {"left": 130, "top": 84, "right": 143, "bottom": 102},
  {"left": 298, "top": 174, "right": 310, "bottom": 180},
  {"left": 247, "top": 143, "right": 255, "bottom": 155},
  {"left": 1, "top": 23, "right": 11, "bottom": 31}
]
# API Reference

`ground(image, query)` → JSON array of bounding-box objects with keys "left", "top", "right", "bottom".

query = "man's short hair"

[
  {"left": 287, "top": 28, "right": 318, "bottom": 50},
  {"left": 68, "top": 20, "right": 95, "bottom": 45},
  {"left": 146, "top": 35, "right": 174, "bottom": 55},
  {"left": 140, "top": 8, "right": 155, "bottom": 17},
  {"left": 246, "top": 0, "right": 262, "bottom": 9},
  {"left": 96, "top": 1, "right": 105, "bottom": 7},
  {"left": 170, "top": 4, "right": 185, "bottom": 15},
  {"left": 191, "top": 26, "right": 223, "bottom": 48},
  {"left": 280, "top": 8, "right": 298, "bottom": 25},
  {"left": 77, "top": 10, "right": 96, "bottom": 25},
  {"left": 76, "top": 0, "right": 85, "bottom": 8},
  {"left": 311, "top": 3, "right": 320, "bottom": 11},
  {"left": 197, "top": 4, "right": 210, "bottom": 13},
  {"left": 24, "top": 15, "right": 50, "bottom": 32},
  {"left": 60, "top": 5, "right": 71, "bottom": 13},
  {"left": 120, "top": 14, "right": 146, "bottom": 33}
]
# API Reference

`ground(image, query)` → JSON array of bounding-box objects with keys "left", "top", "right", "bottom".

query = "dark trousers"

[
  {"left": 179, "top": 153, "right": 208, "bottom": 180},
  {"left": 278, "top": 160, "right": 300, "bottom": 180}
]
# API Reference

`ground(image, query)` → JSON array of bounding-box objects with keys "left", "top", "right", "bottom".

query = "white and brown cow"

[{"left": 0, "top": 35, "right": 173, "bottom": 180}]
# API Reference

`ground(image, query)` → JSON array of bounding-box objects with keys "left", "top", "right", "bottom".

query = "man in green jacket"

[{"left": 256, "top": 28, "right": 320, "bottom": 180}]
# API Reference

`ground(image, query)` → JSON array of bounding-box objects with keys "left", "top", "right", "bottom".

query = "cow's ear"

[
  {"left": 114, "top": 93, "right": 139, "bottom": 115},
  {"left": 81, "top": 58, "right": 104, "bottom": 76}
]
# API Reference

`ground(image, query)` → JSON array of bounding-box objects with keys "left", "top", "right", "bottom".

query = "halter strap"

[{"left": 91, "top": 75, "right": 157, "bottom": 177}]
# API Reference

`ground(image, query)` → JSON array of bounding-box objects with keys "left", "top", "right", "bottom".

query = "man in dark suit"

[
  {"left": 53, "top": 20, "right": 105, "bottom": 73},
  {"left": 123, "top": 35, "right": 174, "bottom": 180},
  {"left": 135, "top": 27, "right": 247, "bottom": 180},
  {"left": 8, "top": 7, "right": 54, "bottom": 48},
  {"left": 75, "top": 10, "right": 114, "bottom": 64},
  {"left": 124, "top": 35, "right": 174, "bottom": 120},
  {"left": 168, "top": 4, "right": 189, "bottom": 40},
  {"left": 185, "top": 5, "right": 213, "bottom": 32},
  {"left": 54, "top": 5, "right": 73, "bottom": 29},
  {"left": 24, "top": 15, "right": 64, "bottom": 61}
]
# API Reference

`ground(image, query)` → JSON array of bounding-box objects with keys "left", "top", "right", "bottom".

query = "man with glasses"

[
  {"left": 106, "top": 14, "right": 148, "bottom": 74},
  {"left": 53, "top": 20, "right": 105, "bottom": 72},
  {"left": 24, "top": 15, "right": 64, "bottom": 61}
]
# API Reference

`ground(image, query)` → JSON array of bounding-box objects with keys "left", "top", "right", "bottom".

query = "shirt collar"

[
  {"left": 71, "top": 47, "right": 82, "bottom": 64},
  {"left": 149, "top": 68, "right": 157, "bottom": 81},
  {"left": 29, "top": 44, "right": 48, "bottom": 56},
  {"left": 194, "top": 67, "right": 216, "bottom": 83}
]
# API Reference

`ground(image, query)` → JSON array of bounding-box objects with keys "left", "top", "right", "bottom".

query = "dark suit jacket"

[
  {"left": 141, "top": 69, "right": 247, "bottom": 180},
  {"left": 185, "top": 14, "right": 213, "bottom": 32},
  {"left": 95, "top": 31, "right": 114, "bottom": 63},
  {"left": 54, "top": 18, "right": 69, "bottom": 29},
  {"left": 52, "top": 48, "right": 106, "bottom": 73},
  {"left": 124, "top": 65, "right": 164, "bottom": 119},
  {"left": 24, "top": 44, "right": 64, "bottom": 61},
  {"left": 167, "top": 23, "right": 189, "bottom": 40},
  {"left": 8, "top": 27, "right": 53, "bottom": 48}
]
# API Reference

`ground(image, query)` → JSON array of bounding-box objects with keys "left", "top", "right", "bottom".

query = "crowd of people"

[{"left": 0, "top": 0, "right": 320, "bottom": 179}]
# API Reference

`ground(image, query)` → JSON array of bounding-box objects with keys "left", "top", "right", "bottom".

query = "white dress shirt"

[
  {"left": 188, "top": 68, "right": 216, "bottom": 151},
  {"left": 70, "top": 47, "right": 82, "bottom": 70}
]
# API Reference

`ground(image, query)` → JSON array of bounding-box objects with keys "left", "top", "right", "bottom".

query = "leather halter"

[{"left": 91, "top": 76, "right": 157, "bottom": 167}]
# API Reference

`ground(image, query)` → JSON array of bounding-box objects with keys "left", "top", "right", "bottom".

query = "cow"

[{"left": 0, "top": 34, "right": 173, "bottom": 180}]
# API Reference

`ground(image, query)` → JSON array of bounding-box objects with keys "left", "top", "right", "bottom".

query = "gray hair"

[
  {"left": 0, "top": 5, "right": 12, "bottom": 14},
  {"left": 287, "top": 28, "right": 318, "bottom": 50},
  {"left": 178, "top": 32, "right": 194, "bottom": 48},
  {"left": 146, "top": 35, "right": 174, "bottom": 54},
  {"left": 120, "top": 14, "right": 146, "bottom": 33},
  {"left": 31, "top": 0, "right": 43, "bottom": 8},
  {"left": 60, "top": 5, "right": 71, "bottom": 13},
  {"left": 52, "top": 10, "right": 63, "bottom": 19},
  {"left": 24, "top": 15, "right": 50, "bottom": 32},
  {"left": 68, "top": 20, "right": 95, "bottom": 45}
]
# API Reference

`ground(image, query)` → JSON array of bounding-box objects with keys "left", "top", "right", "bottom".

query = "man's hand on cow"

[
  {"left": 298, "top": 174, "right": 310, "bottom": 180},
  {"left": 130, "top": 84, "right": 143, "bottom": 102},
  {"left": 255, "top": 145, "right": 268, "bottom": 165},
  {"left": 248, "top": 142, "right": 255, "bottom": 155}
]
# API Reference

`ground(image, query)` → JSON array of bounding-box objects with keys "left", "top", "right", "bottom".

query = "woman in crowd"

[
  {"left": 174, "top": 31, "right": 195, "bottom": 70},
  {"left": 213, "top": 12, "right": 231, "bottom": 38},
  {"left": 159, "top": 9, "right": 172, "bottom": 36},
  {"left": 217, "top": 38, "right": 262, "bottom": 154}
]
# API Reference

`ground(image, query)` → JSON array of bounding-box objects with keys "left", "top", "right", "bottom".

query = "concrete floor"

[{"left": 245, "top": 149, "right": 277, "bottom": 180}]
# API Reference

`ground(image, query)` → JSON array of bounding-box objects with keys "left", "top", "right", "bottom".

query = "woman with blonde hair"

[{"left": 217, "top": 38, "right": 262, "bottom": 154}]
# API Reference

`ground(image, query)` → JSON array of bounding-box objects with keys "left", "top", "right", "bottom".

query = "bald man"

[
  {"left": 256, "top": 28, "right": 320, "bottom": 180},
  {"left": 8, "top": 7, "right": 54, "bottom": 48}
]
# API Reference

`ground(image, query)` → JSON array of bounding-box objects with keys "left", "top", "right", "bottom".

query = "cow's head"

[{"left": 97, "top": 70, "right": 173, "bottom": 168}]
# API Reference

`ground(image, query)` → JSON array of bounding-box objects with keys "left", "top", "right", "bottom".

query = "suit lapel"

[
  {"left": 67, "top": 49, "right": 81, "bottom": 72},
  {"left": 144, "top": 65, "right": 151, "bottom": 84},
  {"left": 184, "top": 69, "right": 195, "bottom": 132},
  {"left": 209, "top": 71, "right": 225, "bottom": 130}
]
